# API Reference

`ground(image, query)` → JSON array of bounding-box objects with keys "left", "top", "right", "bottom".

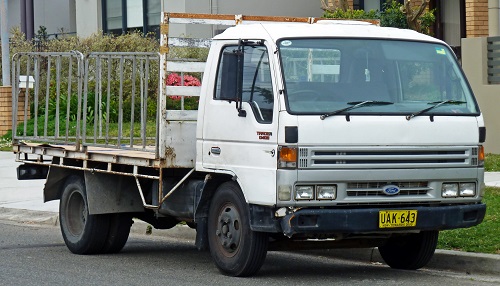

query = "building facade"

[
  {"left": 2, "top": 0, "right": 76, "bottom": 39},
  {"left": 0, "top": 0, "right": 495, "bottom": 45}
]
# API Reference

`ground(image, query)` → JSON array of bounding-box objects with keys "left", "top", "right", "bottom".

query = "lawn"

[
  {"left": 485, "top": 153, "right": 500, "bottom": 172},
  {"left": 437, "top": 186, "right": 500, "bottom": 254}
]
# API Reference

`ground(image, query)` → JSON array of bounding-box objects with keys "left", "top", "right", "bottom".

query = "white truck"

[{"left": 12, "top": 13, "right": 486, "bottom": 277}]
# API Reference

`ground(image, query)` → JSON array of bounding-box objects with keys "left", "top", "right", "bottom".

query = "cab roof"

[{"left": 213, "top": 21, "right": 443, "bottom": 45}]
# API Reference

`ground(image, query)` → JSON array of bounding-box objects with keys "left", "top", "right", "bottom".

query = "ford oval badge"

[{"left": 382, "top": 185, "right": 400, "bottom": 196}]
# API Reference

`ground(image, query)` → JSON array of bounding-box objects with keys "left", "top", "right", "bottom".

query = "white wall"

[
  {"left": 488, "top": 0, "right": 500, "bottom": 36},
  {"left": 462, "top": 37, "right": 500, "bottom": 154},
  {"left": 6, "top": 0, "right": 20, "bottom": 33},
  {"left": 3, "top": 0, "right": 75, "bottom": 37},
  {"left": 179, "top": 0, "right": 325, "bottom": 38},
  {"left": 442, "top": 0, "right": 461, "bottom": 46},
  {"left": 34, "top": 0, "right": 74, "bottom": 36},
  {"left": 162, "top": 0, "right": 188, "bottom": 36},
  {"left": 205, "top": 0, "right": 323, "bottom": 17},
  {"left": 75, "top": 0, "right": 101, "bottom": 37}
]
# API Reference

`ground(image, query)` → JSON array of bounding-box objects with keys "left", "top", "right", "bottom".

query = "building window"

[
  {"left": 353, "top": 0, "right": 364, "bottom": 10},
  {"left": 102, "top": 0, "right": 161, "bottom": 36}
]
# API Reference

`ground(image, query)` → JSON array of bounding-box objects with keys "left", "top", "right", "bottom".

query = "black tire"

[
  {"left": 59, "top": 175, "right": 110, "bottom": 254},
  {"left": 101, "top": 213, "right": 133, "bottom": 254},
  {"left": 379, "top": 231, "right": 439, "bottom": 270},
  {"left": 207, "top": 182, "right": 268, "bottom": 277}
]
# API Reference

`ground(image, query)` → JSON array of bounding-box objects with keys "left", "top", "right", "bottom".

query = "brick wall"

[
  {"left": 0, "top": 87, "right": 28, "bottom": 137},
  {"left": 466, "top": 0, "right": 489, "bottom": 37}
]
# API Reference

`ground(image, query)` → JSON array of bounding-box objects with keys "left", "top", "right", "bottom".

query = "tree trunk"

[
  {"left": 402, "top": 0, "right": 429, "bottom": 32},
  {"left": 321, "top": 0, "right": 349, "bottom": 12}
]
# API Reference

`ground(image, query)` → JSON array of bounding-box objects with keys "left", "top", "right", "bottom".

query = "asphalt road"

[{"left": 0, "top": 221, "right": 498, "bottom": 286}]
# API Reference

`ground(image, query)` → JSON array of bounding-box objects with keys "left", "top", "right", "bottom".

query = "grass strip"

[
  {"left": 485, "top": 153, "right": 500, "bottom": 172},
  {"left": 437, "top": 186, "right": 500, "bottom": 254}
]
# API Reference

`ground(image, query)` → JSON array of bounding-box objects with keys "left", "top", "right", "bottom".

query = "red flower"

[
  {"left": 166, "top": 73, "right": 201, "bottom": 101},
  {"left": 166, "top": 73, "right": 181, "bottom": 86}
]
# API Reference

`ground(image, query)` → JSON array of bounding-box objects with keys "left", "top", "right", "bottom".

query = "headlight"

[
  {"left": 317, "top": 185, "right": 337, "bottom": 200},
  {"left": 295, "top": 186, "right": 314, "bottom": 200},
  {"left": 442, "top": 183, "right": 458, "bottom": 198},
  {"left": 459, "top": 183, "right": 476, "bottom": 197}
]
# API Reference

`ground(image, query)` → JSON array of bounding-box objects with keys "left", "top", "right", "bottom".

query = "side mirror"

[{"left": 220, "top": 51, "right": 243, "bottom": 102}]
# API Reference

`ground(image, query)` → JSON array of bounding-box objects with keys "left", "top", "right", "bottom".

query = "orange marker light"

[
  {"left": 479, "top": 145, "right": 485, "bottom": 162},
  {"left": 280, "top": 147, "right": 297, "bottom": 162}
]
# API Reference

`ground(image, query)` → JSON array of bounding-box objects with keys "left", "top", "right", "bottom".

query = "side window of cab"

[{"left": 214, "top": 45, "right": 274, "bottom": 124}]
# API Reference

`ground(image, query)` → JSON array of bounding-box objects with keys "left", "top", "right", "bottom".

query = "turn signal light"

[
  {"left": 478, "top": 145, "right": 485, "bottom": 166},
  {"left": 279, "top": 147, "right": 297, "bottom": 168}
]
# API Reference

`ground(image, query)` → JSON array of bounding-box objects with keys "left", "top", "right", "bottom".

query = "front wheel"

[
  {"left": 207, "top": 182, "right": 268, "bottom": 277},
  {"left": 378, "top": 231, "right": 438, "bottom": 270}
]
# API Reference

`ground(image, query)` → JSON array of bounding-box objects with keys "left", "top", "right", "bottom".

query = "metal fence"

[
  {"left": 11, "top": 51, "right": 162, "bottom": 154},
  {"left": 12, "top": 51, "right": 85, "bottom": 145},
  {"left": 82, "top": 52, "right": 160, "bottom": 151},
  {"left": 487, "top": 36, "right": 500, "bottom": 84}
]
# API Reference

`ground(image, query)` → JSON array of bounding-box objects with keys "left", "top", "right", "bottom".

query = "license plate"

[{"left": 379, "top": 210, "right": 418, "bottom": 228}]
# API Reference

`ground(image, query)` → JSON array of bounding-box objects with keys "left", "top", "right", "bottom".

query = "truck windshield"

[{"left": 278, "top": 38, "right": 479, "bottom": 116}]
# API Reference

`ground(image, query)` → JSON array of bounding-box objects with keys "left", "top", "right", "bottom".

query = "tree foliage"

[
  {"left": 321, "top": 0, "right": 435, "bottom": 35},
  {"left": 381, "top": 0, "right": 435, "bottom": 35}
]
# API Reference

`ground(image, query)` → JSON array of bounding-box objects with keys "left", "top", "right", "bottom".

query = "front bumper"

[{"left": 279, "top": 204, "right": 486, "bottom": 237}]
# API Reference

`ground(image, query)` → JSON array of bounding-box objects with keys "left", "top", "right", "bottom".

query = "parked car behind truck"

[{"left": 12, "top": 13, "right": 486, "bottom": 277}]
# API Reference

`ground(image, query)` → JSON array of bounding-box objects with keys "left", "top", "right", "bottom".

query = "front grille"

[
  {"left": 298, "top": 146, "right": 478, "bottom": 169},
  {"left": 346, "top": 181, "right": 431, "bottom": 197}
]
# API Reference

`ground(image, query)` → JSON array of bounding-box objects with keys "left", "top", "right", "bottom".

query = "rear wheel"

[
  {"left": 59, "top": 175, "right": 110, "bottom": 254},
  {"left": 101, "top": 213, "right": 133, "bottom": 254},
  {"left": 379, "top": 231, "right": 438, "bottom": 270},
  {"left": 208, "top": 182, "right": 268, "bottom": 277}
]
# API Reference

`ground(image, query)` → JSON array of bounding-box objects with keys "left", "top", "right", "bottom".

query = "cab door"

[{"left": 202, "top": 42, "right": 278, "bottom": 205}]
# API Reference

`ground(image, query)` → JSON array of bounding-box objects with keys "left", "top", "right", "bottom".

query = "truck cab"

[{"left": 195, "top": 20, "right": 485, "bottom": 275}]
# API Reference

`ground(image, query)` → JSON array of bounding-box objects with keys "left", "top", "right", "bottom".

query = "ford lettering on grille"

[{"left": 382, "top": 185, "right": 400, "bottom": 195}]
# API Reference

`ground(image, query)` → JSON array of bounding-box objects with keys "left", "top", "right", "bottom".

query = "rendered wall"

[
  {"left": 2, "top": 0, "right": 75, "bottom": 36},
  {"left": 75, "top": 0, "right": 100, "bottom": 38},
  {"left": 462, "top": 37, "right": 500, "bottom": 153}
]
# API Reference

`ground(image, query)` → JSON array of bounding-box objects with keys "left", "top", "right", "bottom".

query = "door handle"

[{"left": 211, "top": 147, "right": 221, "bottom": 155}]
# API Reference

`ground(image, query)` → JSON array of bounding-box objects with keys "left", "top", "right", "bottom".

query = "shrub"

[
  {"left": 323, "top": 8, "right": 379, "bottom": 20},
  {"left": 380, "top": 1, "right": 408, "bottom": 29}
]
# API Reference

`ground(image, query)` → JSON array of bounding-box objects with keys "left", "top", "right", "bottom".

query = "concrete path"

[
  {"left": 0, "top": 152, "right": 58, "bottom": 212},
  {"left": 0, "top": 151, "right": 498, "bottom": 276}
]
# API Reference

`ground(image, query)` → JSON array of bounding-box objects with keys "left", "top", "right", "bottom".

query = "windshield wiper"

[
  {"left": 405, "top": 100, "right": 466, "bottom": 121},
  {"left": 320, "top": 100, "right": 394, "bottom": 120}
]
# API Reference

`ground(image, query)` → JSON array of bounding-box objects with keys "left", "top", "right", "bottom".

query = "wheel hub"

[
  {"left": 215, "top": 205, "right": 241, "bottom": 255},
  {"left": 66, "top": 190, "right": 86, "bottom": 236}
]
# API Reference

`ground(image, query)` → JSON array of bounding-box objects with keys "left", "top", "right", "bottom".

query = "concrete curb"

[
  {"left": 0, "top": 207, "right": 59, "bottom": 226},
  {"left": 1, "top": 207, "right": 498, "bottom": 276},
  {"left": 310, "top": 247, "right": 500, "bottom": 276}
]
